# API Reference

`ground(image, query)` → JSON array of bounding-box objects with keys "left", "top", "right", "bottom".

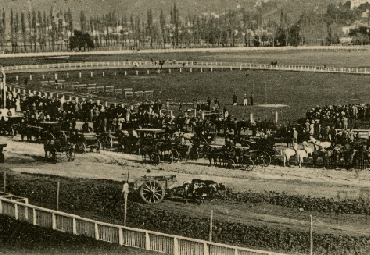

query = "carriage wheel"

[
  {"left": 260, "top": 152, "right": 272, "bottom": 167},
  {"left": 241, "top": 158, "right": 254, "bottom": 171},
  {"left": 139, "top": 180, "right": 166, "bottom": 204},
  {"left": 76, "top": 142, "right": 87, "bottom": 154}
]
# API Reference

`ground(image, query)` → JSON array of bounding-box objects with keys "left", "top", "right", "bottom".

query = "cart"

[
  {"left": 1, "top": 116, "right": 24, "bottom": 137},
  {"left": 129, "top": 175, "right": 177, "bottom": 204},
  {"left": 73, "top": 132, "right": 101, "bottom": 153},
  {"left": 137, "top": 129, "right": 177, "bottom": 164}
]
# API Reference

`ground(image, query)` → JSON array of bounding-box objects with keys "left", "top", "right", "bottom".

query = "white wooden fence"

[
  {"left": 3, "top": 60, "right": 370, "bottom": 76},
  {"left": 0, "top": 195, "right": 288, "bottom": 255}
]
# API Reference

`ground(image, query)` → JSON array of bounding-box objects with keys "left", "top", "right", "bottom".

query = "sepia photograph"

[{"left": 0, "top": 0, "right": 369, "bottom": 254}]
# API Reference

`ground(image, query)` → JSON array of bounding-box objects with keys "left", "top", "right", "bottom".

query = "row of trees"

[{"left": 2, "top": 1, "right": 370, "bottom": 52}]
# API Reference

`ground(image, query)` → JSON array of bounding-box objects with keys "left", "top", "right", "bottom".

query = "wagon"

[
  {"left": 137, "top": 129, "right": 178, "bottom": 164},
  {"left": 43, "top": 131, "right": 75, "bottom": 163},
  {"left": 129, "top": 174, "right": 177, "bottom": 204},
  {"left": 72, "top": 131, "right": 101, "bottom": 153},
  {"left": 0, "top": 116, "right": 24, "bottom": 137}
]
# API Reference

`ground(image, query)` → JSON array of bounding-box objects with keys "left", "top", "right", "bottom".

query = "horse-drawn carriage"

[
  {"left": 42, "top": 122, "right": 75, "bottom": 163},
  {"left": 137, "top": 129, "right": 179, "bottom": 164},
  {"left": 0, "top": 116, "right": 24, "bottom": 137},
  {"left": 71, "top": 131, "right": 101, "bottom": 153}
]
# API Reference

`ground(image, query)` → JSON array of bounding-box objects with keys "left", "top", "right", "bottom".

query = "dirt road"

[{"left": 2, "top": 135, "right": 370, "bottom": 237}]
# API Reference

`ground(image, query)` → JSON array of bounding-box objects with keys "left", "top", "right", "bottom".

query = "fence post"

[
  {"left": 234, "top": 248, "right": 239, "bottom": 255},
  {"left": 204, "top": 242, "right": 209, "bottom": 255},
  {"left": 32, "top": 208, "right": 37, "bottom": 225},
  {"left": 118, "top": 227, "right": 123, "bottom": 245},
  {"left": 95, "top": 223, "right": 99, "bottom": 240},
  {"left": 145, "top": 232, "right": 150, "bottom": 250},
  {"left": 0, "top": 200, "right": 2, "bottom": 214},
  {"left": 52, "top": 213, "right": 56, "bottom": 229},
  {"left": 72, "top": 217, "right": 77, "bottom": 235},
  {"left": 147, "top": 70, "right": 150, "bottom": 75},
  {"left": 14, "top": 203, "right": 19, "bottom": 219},
  {"left": 173, "top": 237, "right": 179, "bottom": 255}
]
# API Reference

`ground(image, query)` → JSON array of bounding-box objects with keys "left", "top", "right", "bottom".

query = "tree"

[
  {"left": 69, "top": 30, "right": 94, "bottom": 51},
  {"left": 21, "top": 12, "right": 26, "bottom": 51},
  {"left": 159, "top": 9, "right": 166, "bottom": 47}
]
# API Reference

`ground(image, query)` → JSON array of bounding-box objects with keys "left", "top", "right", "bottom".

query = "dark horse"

[{"left": 312, "top": 146, "right": 334, "bottom": 168}]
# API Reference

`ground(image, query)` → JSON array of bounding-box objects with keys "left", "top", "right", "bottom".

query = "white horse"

[
  {"left": 302, "top": 141, "right": 315, "bottom": 157},
  {"left": 308, "top": 138, "right": 331, "bottom": 150},
  {"left": 281, "top": 148, "right": 308, "bottom": 168}
]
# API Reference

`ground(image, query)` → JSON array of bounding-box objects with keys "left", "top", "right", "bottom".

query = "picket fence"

[
  {"left": 3, "top": 60, "right": 370, "bottom": 76},
  {"left": 0, "top": 195, "right": 288, "bottom": 255}
]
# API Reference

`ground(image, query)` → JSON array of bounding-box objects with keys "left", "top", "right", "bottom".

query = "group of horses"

[{"left": 281, "top": 138, "right": 370, "bottom": 169}]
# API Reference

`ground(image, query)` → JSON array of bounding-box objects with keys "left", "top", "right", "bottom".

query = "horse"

[
  {"left": 281, "top": 147, "right": 308, "bottom": 168},
  {"left": 312, "top": 146, "right": 334, "bottom": 168},
  {"left": 203, "top": 143, "right": 223, "bottom": 166},
  {"left": 302, "top": 141, "right": 315, "bottom": 157}
]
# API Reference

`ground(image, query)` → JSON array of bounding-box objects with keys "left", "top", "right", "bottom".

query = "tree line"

[{"left": 2, "top": 1, "right": 369, "bottom": 53}]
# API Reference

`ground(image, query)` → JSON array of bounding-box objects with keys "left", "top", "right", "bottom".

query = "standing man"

[{"left": 243, "top": 93, "right": 248, "bottom": 106}]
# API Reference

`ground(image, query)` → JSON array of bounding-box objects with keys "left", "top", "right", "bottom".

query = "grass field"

[
  {"left": 2, "top": 49, "right": 370, "bottom": 68},
  {"left": 9, "top": 67, "right": 370, "bottom": 125},
  {"left": 0, "top": 214, "right": 154, "bottom": 255}
]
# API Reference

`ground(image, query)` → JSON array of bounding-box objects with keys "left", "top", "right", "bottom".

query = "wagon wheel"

[
  {"left": 260, "top": 152, "right": 272, "bottom": 167},
  {"left": 76, "top": 142, "right": 87, "bottom": 154},
  {"left": 150, "top": 153, "right": 160, "bottom": 165},
  {"left": 139, "top": 180, "right": 166, "bottom": 204},
  {"left": 241, "top": 158, "right": 254, "bottom": 171}
]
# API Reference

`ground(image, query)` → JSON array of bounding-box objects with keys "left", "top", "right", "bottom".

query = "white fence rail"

[
  {"left": 0, "top": 196, "right": 288, "bottom": 255},
  {"left": 3, "top": 60, "right": 370, "bottom": 76}
]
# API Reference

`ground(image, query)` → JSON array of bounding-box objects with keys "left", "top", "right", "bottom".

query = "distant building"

[
  {"left": 351, "top": 0, "right": 370, "bottom": 9},
  {"left": 342, "top": 25, "right": 356, "bottom": 35}
]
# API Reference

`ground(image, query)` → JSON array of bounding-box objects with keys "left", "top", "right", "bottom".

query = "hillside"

[{"left": 3, "top": 0, "right": 345, "bottom": 22}]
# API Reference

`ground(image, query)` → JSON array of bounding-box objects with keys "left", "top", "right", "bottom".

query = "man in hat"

[{"left": 243, "top": 93, "right": 248, "bottom": 106}]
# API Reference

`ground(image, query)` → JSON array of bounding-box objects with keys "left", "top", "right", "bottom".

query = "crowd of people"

[
  {"left": 1, "top": 90, "right": 275, "bottom": 143},
  {"left": 300, "top": 104, "right": 370, "bottom": 144}
]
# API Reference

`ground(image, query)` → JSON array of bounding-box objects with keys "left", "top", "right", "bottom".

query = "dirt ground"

[{"left": 2, "top": 135, "right": 370, "bottom": 239}]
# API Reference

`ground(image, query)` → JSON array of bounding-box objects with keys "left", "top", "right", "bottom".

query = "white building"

[{"left": 351, "top": 0, "right": 370, "bottom": 9}]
